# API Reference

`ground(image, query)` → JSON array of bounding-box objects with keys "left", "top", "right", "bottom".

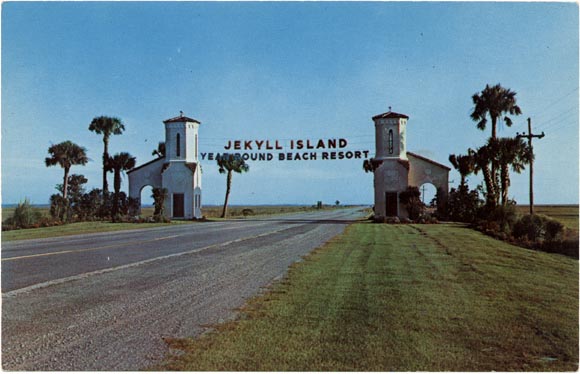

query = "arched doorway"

[
  {"left": 139, "top": 185, "right": 155, "bottom": 218},
  {"left": 419, "top": 183, "right": 437, "bottom": 206}
]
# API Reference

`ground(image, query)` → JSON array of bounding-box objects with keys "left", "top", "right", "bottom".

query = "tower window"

[
  {"left": 388, "top": 129, "right": 394, "bottom": 154},
  {"left": 176, "top": 133, "right": 181, "bottom": 157}
]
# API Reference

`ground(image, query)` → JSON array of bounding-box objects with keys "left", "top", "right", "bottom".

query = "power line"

[{"left": 530, "top": 87, "right": 579, "bottom": 120}]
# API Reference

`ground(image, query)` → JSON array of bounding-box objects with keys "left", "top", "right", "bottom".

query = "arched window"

[
  {"left": 388, "top": 129, "right": 394, "bottom": 154},
  {"left": 176, "top": 133, "right": 181, "bottom": 157}
]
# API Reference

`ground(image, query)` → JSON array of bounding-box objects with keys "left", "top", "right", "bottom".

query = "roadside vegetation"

[
  {"left": 1, "top": 204, "right": 348, "bottom": 241},
  {"left": 156, "top": 222, "right": 578, "bottom": 371},
  {"left": 363, "top": 83, "right": 578, "bottom": 259}
]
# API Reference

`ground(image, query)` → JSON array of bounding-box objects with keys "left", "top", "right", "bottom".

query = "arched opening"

[
  {"left": 419, "top": 182, "right": 438, "bottom": 212},
  {"left": 139, "top": 185, "right": 155, "bottom": 218}
]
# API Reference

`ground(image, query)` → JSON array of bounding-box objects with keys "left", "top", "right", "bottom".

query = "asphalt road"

[{"left": 2, "top": 208, "right": 364, "bottom": 370}]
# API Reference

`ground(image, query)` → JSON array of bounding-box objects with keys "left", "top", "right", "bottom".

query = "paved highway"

[{"left": 2, "top": 208, "right": 364, "bottom": 370}]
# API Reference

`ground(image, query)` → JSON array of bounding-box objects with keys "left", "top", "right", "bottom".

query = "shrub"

[
  {"left": 446, "top": 185, "right": 483, "bottom": 223},
  {"left": 513, "top": 214, "right": 545, "bottom": 241},
  {"left": 49, "top": 194, "right": 69, "bottom": 220},
  {"left": 487, "top": 204, "right": 518, "bottom": 233},
  {"left": 535, "top": 238, "right": 579, "bottom": 259},
  {"left": 545, "top": 219, "right": 564, "bottom": 241},
  {"left": 152, "top": 187, "right": 168, "bottom": 222},
  {"left": 512, "top": 214, "right": 563, "bottom": 242},
  {"left": 5, "top": 199, "right": 43, "bottom": 228},
  {"left": 399, "top": 186, "right": 425, "bottom": 221}
]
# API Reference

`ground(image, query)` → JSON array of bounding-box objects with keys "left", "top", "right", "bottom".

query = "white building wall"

[
  {"left": 407, "top": 153, "right": 449, "bottom": 196},
  {"left": 162, "top": 163, "right": 195, "bottom": 219},
  {"left": 373, "top": 160, "right": 409, "bottom": 218},
  {"left": 127, "top": 158, "right": 164, "bottom": 202},
  {"left": 374, "top": 118, "right": 407, "bottom": 160}
]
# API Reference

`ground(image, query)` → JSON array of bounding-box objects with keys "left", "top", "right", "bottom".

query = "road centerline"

[{"left": 1, "top": 234, "right": 184, "bottom": 262}]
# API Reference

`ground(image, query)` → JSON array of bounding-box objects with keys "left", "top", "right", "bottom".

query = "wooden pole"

[
  {"left": 528, "top": 118, "right": 534, "bottom": 215},
  {"left": 517, "top": 118, "right": 544, "bottom": 215}
]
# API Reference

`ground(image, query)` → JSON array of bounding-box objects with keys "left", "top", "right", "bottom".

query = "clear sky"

[{"left": 2, "top": 1, "right": 578, "bottom": 206}]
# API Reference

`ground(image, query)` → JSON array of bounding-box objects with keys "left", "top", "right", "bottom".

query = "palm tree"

[
  {"left": 448, "top": 153, "right": 475, "bottom": 188},
  {"left": 496, "top": 137, "right": 533, "bottom": 205},
  {"left": 107, "top": 152, "right": 136, "bottom": 221},
  {"left": 469, "top": 144, "right": 498, "bottom": 207},
  {"left": 470, "top": 84, "right": 522, "bottom": 140},
  {"left": 152, "top": 141, "right": 166, "bottom": 158},
  {"left": 45, "top": 141, "right": 89, "bottom": 199},
  {"left": 217, "top": 155, "right": 250, "bottom": 218},
  {"left": 88, "top": 116, "right": 125, "bottom": 194}
]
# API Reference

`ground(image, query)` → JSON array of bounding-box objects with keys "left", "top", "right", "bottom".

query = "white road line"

[
  {"left": 2, "top": 222, "right": 275, "bottom": 261},
  {"left": 2, "top": 235, "right": 183, "bottom": 262},
  {"left": 2, "top": 226, "right": 291, "bottom": 298}
]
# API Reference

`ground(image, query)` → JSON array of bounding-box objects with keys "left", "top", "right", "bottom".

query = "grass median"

[{"left": 156, "top": 222, "right": 578, "bottom": 371}]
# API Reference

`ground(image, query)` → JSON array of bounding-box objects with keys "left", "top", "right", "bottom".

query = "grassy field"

[
  {"left": 157, "top": 222, "right": 578, "bottom": 371},
  {"left": 201, "top": 205, "right": 343, "bottom": 218}
]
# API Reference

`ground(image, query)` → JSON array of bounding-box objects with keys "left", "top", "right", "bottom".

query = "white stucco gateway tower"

[
  {"left": 370, "top": 109, "right": 450, "bottom": 219},
  {"left": 128, "top": 112, "right": 202, "bottom": 219}
]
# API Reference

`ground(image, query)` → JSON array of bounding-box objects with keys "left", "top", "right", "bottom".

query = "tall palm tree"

[
  {"left": 496, "top": 137, "right": 533, "bottom": 205},
  {"left": 217, "top": 155, "right": 250, "bottom": 218},
  {"left": 88, "top": 116, "right": 125, "bottom": 194},
  {"left": 470, "top": 84, "right": 522, "bottom": 140},
  {"left": 107, "top": 152, "right": 136, "bottom": 221},
  {"left": 45, "top": 141, "right": 89, "bottom": 199},
  {"left": 448, "top": 153, "right": 475, "bottom": 187}
]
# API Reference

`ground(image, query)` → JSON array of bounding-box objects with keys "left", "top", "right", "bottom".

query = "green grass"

[
  {"left": 1, "top": 221, "right": 184, "bottom": 242},
  {"left": 156, "top": 223, "right": 578, "bottom": 371}
]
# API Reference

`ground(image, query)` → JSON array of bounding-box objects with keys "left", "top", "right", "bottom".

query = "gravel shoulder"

[{"left": 2, "top": 209, "right": 363, "bottom": 370}]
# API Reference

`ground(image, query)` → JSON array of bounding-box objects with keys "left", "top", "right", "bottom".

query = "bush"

[
  {"left": 486, "top": 204, "right": 518, "bottom": 233},
  {"left": 534, "top": 238, "right": 579, "bottom": 259},
  {"left": 446, "top": 185, "right": 483, "bottom": 223},
  {"left": 513, "top": 214, "right": 545, "bottom": 241},
  {"left": 4, "top": 199, "right": 43, "bottom": 229},
  {"left": 545, "top": 219, "right": 564, "bottom": 241},
  {"left": 50, "top": 194, "right": 68, "bottom": 220},
  {"left": 399, "top": 186, "right": 425, "bottom": 221},
  {"left": 512, "top": 214, "right": 565, "bottom": 242}
]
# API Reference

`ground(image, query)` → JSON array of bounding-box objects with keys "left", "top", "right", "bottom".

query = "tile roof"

[
  {"left": 163, "top": 113, "right": 201, "bottom": 124},
  {"left": 372, "top": 111, "right": 409, "bottom": 120},
  {"left": 127, "top": 157, "right": 164, "bottom": 174}
]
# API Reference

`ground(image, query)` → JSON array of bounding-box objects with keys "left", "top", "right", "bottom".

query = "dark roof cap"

[
  {"left": 372, "top": 111, "right": 409, "bottom": 120},
  {"left": 163, "top": 112, "right": 201, "bottom": 124}
]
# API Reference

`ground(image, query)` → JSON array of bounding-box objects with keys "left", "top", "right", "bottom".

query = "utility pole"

[{"left": 516, "top": 118, "right": 545, "bottom": 215}]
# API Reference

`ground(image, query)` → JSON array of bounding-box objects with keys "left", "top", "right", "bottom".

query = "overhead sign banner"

[{"left": 200, "top": 138, "right": 370, "bottom": 161}]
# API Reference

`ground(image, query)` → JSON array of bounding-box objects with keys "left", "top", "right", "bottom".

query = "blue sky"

[{"left": 2, "top": 1, "right": 578, "bottom": 206}]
